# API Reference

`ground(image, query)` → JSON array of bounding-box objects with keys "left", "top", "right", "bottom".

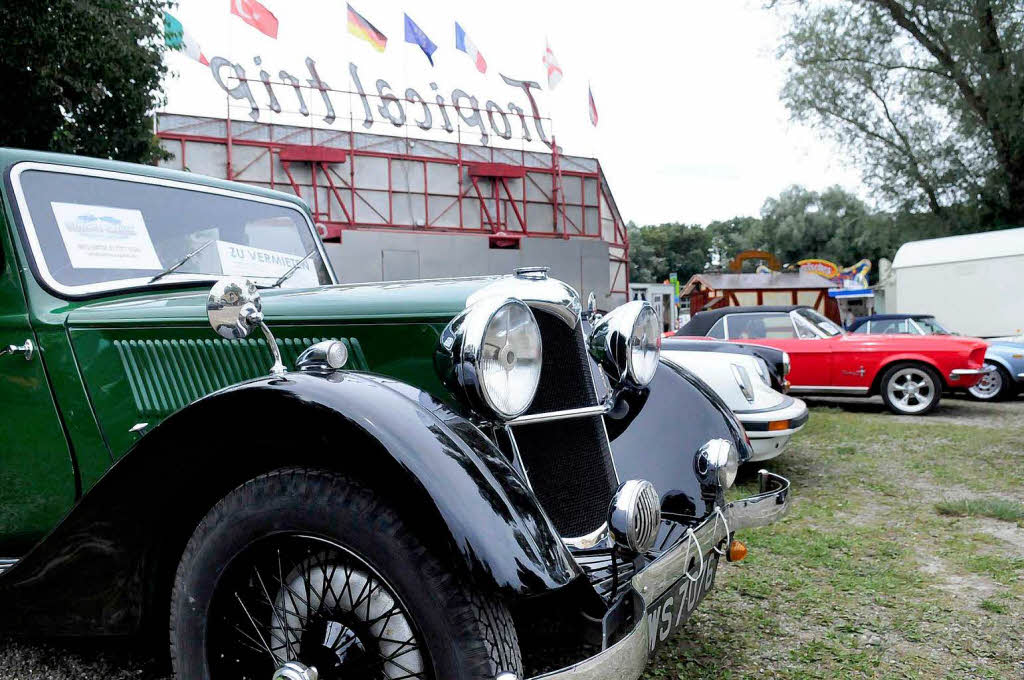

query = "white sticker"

[
  {"left": 216, "top": 241, "right": 318, "bottom": 287},
  {"left": 50, "top": 202, "right": 162, "bottom": 270}
]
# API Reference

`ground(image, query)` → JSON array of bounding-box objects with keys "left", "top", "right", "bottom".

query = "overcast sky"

[{"left": 163, "top": 0, "right": 863, "bottom": 226}]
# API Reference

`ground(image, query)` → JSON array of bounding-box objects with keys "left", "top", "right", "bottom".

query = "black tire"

[
  {"left": 170, "top": 468, "right": 522, "bottom": 680},
  {"left": 966, "top": 361, "right": 1013, "bottom": 401},
  {"left": 879, "top": 362, "right": 942, "bottom": 416}
]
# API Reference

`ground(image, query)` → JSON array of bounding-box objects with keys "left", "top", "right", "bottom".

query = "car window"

[
  {"left": 913, "top": 317, "right": 950, "bottom": 334},
  {"left": 794, "top": 308, "right": 843, "bottom": 337},
  {"left": 13, "top": 166, "right": 332, "bottom": 296},
  {"left": 727, "top": 313, "right": 796, "bottom": 339},
  {"left": 873, "top": 318, "right": 911, "bottom": 334},
  {"left": 851, "top": 322, "right": 869, "bottom": 333},
  {"left": 707, "top": 317, "right": 727, "bottom": 339}
]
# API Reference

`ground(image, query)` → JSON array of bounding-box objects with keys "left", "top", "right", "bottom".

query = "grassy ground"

[
  {"left": 2, "top": 396, "right": 1022, "bottom": 679},
  {"left": 646, "top": 396, "right": 1024, "bottom": 680}
]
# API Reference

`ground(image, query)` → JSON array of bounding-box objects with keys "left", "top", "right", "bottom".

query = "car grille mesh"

[{"left": 511, "top": 310, "right": 617, "bottom": 538}]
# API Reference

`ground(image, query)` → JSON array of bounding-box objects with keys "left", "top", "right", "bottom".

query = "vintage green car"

[{"left": 0, "top": 148, "right": 790, "bottom": 680}]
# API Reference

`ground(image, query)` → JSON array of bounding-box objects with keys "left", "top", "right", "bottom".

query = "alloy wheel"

[
  {"left": 886, "top": 367, "right": 936, "bottom": 414},
  {"left": 206, "top": 534, "right": 429, "bottom": 680},
  {"left": 967, "top": 366, "right": 1002, "bottom": 400}
]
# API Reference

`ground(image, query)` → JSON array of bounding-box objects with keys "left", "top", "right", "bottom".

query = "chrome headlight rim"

[
  {"left": 702, "top": 438, "right": 740, "bottom": 489},
  {"left": 588, "top": 300, "right": 662, "bottom": 389},
  {"left": 608, "top": 479, "right": 662, "bottom": 554},
  {"left": 437, "top": 296, "right": 543, "bottom": 420}
]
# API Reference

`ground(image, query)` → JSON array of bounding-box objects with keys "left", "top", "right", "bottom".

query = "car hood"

[
  {"left": 66, "top": 276, "right": 501, "bottom": 327},
  {"left": 661, "top": 349, "right": 786, "bottom": 411},
  {"left": 835, "top": 333, "right": 987, "bottom": 351}
]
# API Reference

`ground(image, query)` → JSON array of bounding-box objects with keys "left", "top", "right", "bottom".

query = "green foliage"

[
  {"left": 776, "top": 1, "right": 1024, "bottom": 228},
  {"left": 0, "top": 0, "right": 172, "bottom": 163},
  {"left": 628, "top": 222, "right": 711, "bottom": 284}
]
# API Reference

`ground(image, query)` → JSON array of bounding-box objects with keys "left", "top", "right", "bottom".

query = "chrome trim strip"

[
  {"left": 788, "top": 385, "right": 869, "bottom": 395},
  {"left": 466, "top": 275, "right": 583, "bottom": 327},
  {"left": 948, "top": 366, "right": 996, "bottom": 379},
  {"left": 562, "top": 523, "right": 610, "bottom": 550},
  {"left": 1017, "top": 372, "right": 1024, "bottom": 379},
  {"left": 507, "top": 404, "right": 609, "bottom": 425},
  {"left": 0, "top": 558, "right": 18, "bottom": 576},
  {"left": 8, "top": 162, "right": 337, "bottom": 298},
  {"left": 529, "top": 471, "right": 791, "bottom": 680}
]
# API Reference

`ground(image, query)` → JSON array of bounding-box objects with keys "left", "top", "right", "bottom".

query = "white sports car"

[{"left": 661, "top": 342, "right": 809, "bottom": 461}]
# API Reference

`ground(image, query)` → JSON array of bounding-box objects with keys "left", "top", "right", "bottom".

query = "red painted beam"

[{"left": 279, "top": 145, "right": 348, "bottom": 163}]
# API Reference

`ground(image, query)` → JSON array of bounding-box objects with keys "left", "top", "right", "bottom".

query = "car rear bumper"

[{"left": 528, "top": 471, "right": 791, "bottom": 680}]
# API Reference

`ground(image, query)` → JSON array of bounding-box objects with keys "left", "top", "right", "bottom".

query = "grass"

[
  {"left": 646, "top": 397, "right": 1024, "bottom": 679},
  {"left": 935, "top": 497, "right": 1024, "bottom": 526}
]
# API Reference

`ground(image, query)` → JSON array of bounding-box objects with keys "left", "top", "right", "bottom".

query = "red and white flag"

[
  {"left": 588, "top": 83, "right": 598, "bottom": 126},
  {"left": 455, "top": 22, "right": 487, "bottom": 74},
  {"left": 231, "top": 0, "right": 279, "bottom": 38},
  {"left": 543, "top": 40, "right": 562, "bottom": 89}
]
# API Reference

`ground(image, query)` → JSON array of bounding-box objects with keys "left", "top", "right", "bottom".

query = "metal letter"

[
  {"left": 376, "top": 80, "right": 406, "bottom": 127},
  {"left": 349, "top": 62, "right": 374, "bottom": 129},
  {"left": 405, "top": 88, "right": 432, "bottom": 131},
  {"left": 305, "top": 57, "right": 335, "bottom": 125},
  {"left": 500, "top": 74, "right": 552, "bottom": 148},
  {"left": 278, "top": 70, "right": 309, "bottom": 116},
  {"left": 486, "top": 101, "right": 512, "bottom": 140},
  {"left": 209, "top": 57, "right": 260, "bottom": 121},
  {"left": 452, "top": 89, "right": 488, "bottom": 145}
]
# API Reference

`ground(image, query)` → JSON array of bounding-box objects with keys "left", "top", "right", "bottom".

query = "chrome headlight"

[
  {"left": 701, "top": 438, "right": 740, "bottom": 488},
  {"left": 588, "top": 301, "right": 661, "bottom": 388},
  {"left": 436, "top": 297, "right": 543, "bottom": 419},
  {"left": 608, "top": 479, "right": 662, "bottom": 554}
]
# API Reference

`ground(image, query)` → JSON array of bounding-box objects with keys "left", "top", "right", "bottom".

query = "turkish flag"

[{"left": 231, "top": 0, "right": 278, "bottom": 38}]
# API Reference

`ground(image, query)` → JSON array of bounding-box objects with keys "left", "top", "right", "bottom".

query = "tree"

[
  {"left": 777, "top": 1, "right": 1024, "bottom": 229},
  {"left": 0, "top": 0, "right": 171, "bottom": 163},
  {"left": 628, "top": 223, "right": 711, "bottom": 283}
]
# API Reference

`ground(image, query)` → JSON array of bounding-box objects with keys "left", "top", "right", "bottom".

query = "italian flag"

[{"left": 164, "top": 12, "right": 209, "bottom": 66}]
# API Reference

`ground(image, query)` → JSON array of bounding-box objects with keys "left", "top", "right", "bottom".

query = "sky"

[{"left": 162, "top": 0, "right": 863, "bottom": 226}]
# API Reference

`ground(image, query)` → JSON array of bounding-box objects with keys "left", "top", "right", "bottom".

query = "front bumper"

[
  {"left": 529, "top": 471, "right": 791, "bottom": 680},
  {"left": 948, "top": 365, "right": 996, "bottom": 383},
  {"left": 738, "top": 398, "right": 809, "bottom": 462}
]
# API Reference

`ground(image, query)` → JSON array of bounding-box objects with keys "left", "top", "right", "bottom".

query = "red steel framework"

[{"left": 156, "top": 113, "right": 630, "bottom": 301}]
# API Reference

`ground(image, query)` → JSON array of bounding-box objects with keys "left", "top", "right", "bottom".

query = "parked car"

[
  {"left": 0, "top": 149, "right": 791, "bottom": 680},
  {"left": 678, "top": 305, "right": 991, "bottom": 416},
  {"left": 662, "top": 339, "right": 808, "bottom": 461},
  {"left": 665, "top": 335, "right": 792, "bottom": 393},
  {"left": 849, "top": 313, "right": 1024, "bottom": 401}
]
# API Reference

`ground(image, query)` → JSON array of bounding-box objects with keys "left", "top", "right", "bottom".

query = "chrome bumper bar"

[
  {"left": 528, "top": 471, "right": 791, "bottom": 680},
  {"left": 948, "top": 365, "right": 996, "bottom": 380}
]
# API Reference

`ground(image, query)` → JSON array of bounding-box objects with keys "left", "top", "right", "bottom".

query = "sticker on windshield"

[
  {"left": 50, "top": 202, "right": 162, "bottom": 270},
  {"left": 216, "top": 241, "right": 318, "bottom": 287}
]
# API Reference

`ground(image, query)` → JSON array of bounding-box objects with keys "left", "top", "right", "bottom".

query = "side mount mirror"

[{"left": 207, "top": 277, "right": 285, "bottom": 377}]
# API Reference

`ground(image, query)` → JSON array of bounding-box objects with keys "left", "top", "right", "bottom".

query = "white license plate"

[{"left": 645, "top": 552, "right": 719, "bottom": 653}]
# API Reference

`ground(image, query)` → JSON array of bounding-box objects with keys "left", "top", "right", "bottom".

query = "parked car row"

[
  {"left": 675, "top": 305, "right": 999, "bottom": 416},
  {"left": 0, "top": 149, "right": 793, "bottom": 680}
]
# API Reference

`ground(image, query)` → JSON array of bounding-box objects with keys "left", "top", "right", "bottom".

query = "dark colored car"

[
  {"left": 0, "top": 149, "right": 791, "bottom": 680},
  {"left": 665, "top": 336, "right": 791, "bottom": 393}
]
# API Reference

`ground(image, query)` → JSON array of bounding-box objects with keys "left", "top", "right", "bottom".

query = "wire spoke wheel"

[
  {"left": 885, "top": 367, "right": 936, "bottom": 414},
  {"left": 207, "top": 534, "right": 428, "bottom": 680}
]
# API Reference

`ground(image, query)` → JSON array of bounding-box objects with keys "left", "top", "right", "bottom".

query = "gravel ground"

[{"left": 2, "top": 392, "right": 1022, "bottom": 679}]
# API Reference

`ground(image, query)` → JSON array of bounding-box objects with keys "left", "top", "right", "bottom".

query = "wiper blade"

[
  {"left": 269, "top": 248, "right": 318, "bottom": 289},
  {"left": 149, "top": 239, "right": 215, "bottom": 284}
]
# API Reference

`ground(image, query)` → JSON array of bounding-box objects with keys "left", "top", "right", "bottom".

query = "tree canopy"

[
  {"left": 628, "top": 222, "right": 712, "bottom": 283},
  {"left": 777, "top": 0, "right": 1024, "bottom": 229},
  {"left": 0, "top": 0, "right": 171, "bottom": 163}
]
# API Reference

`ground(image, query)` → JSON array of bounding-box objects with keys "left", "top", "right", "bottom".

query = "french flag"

[{"left": 455, "top": 22, "right": 487, "bottom": 74}]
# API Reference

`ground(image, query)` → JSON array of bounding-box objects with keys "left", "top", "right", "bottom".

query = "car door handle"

[{"left": 0, "top": 339, "right": 34, "bottom": 361}]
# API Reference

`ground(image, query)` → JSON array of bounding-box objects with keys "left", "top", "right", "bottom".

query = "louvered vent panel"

[{"left": 114, "top": 337, "right": 367, "bottom": 417}]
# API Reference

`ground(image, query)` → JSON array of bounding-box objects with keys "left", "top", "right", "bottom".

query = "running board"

[{"left": 0, "top": 558, "right": 18, "bottom": 576}]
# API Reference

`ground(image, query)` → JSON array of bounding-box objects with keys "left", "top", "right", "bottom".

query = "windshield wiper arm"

[
  {"left": 268, "top": 248, "right": 318, "bottom": 288},
  {"left": 149, "top": 239, "right": 216, "bottom": 284}
]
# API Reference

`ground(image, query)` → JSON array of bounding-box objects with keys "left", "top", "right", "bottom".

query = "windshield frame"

[
  {"left": 792, "top": 308, "right": 844, "bottom": 338},
  {"left": 8, "top": 161, "right": 337, "bottom": 299}
]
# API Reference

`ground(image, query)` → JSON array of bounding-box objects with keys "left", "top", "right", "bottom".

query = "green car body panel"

[{"left": 0, "top": 147, "right": 502, "bottom": 553}]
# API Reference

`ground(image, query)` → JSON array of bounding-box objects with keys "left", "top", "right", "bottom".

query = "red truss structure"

[{"left": 156, "top": 113, "right": 630, "bottom": 301}]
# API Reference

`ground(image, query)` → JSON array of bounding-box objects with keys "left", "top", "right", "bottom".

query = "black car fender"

[
  {"left": 605, "top": 360, "right": 752, "bottom": 519},
  {"left": 0, "top": 370, "right": 579, "bottom": 636}
]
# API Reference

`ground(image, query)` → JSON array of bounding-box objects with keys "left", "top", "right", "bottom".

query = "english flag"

[
  {"left": 588, "top": 83, "right": 598, "bottom": 126},
  {"left": 164, "top": 12, "right": 209, "bottom": 66},
  {"left": 231, "top": 0, "right": 279, "bottom": 39},
  {"left": 455, "top": 22, "right": 487, "bottom": 74},
  {"left": 543, "top": 40, "right": 562, "bottom": 89}
]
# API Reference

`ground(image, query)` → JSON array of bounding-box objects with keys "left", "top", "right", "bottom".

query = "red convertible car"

[{"left": 677, "top": 306, "right": 991, "bottom": 415}]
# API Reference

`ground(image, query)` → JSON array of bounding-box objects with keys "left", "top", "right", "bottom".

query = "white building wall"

[{"left": 894, "top": 254, "right": 1024, "bottom": 336}]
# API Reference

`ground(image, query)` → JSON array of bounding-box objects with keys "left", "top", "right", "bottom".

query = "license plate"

[{"left": 645, "top": 552, "right": 719, "bottom": 653}]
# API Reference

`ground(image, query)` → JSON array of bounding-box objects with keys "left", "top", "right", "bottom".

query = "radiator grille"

[
  {"left": 114, "top": 336, "right": 367, "bottom": 417},
  {"left": 512, "top": 310, "right": 617, "bottom": 538}
]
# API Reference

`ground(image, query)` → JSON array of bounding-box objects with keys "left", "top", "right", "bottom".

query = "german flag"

[{"left": 347, "top": 4, "right": 387, "bottom": 52}]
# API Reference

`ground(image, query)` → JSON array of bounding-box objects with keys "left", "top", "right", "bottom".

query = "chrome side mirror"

[{"left": 207, "top": 277, "right": 285, "bottom": 377}]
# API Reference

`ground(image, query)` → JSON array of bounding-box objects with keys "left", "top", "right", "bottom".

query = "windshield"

[
  {"left": 14, "top": 167, "right": 333, "bottom": 296},
  {"left": 795, "top": 308, "right": 843, "bottom": 337},
  {"left": 913, "top": 317, "right": 951, "bottom": 335}
]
